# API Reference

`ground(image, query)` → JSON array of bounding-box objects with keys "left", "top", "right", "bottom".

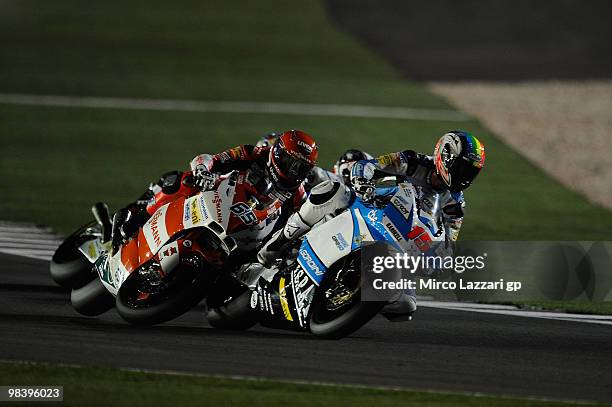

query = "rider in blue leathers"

[{"left": 257, "top": 131, "right": 486, "bottom": 320}]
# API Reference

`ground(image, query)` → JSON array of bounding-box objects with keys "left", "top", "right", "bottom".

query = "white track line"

[
  {"left": 420, "top": 300, "right": 612, "bottom": 326},
  {"left": 0, "top": 225, "right": 54, "bottom": 233},
  {"left": 2, "top": 221, "right": 609, "bottom": 326},
  {"left": 0, "top": 242, "right": 61, "bottom": 249},
  {"left": 0, "top": 223, "right": 61, "bottom": 261},
  {"left": 0, "top": 234, "right": 62, "bottom": 243},
  {"left": 0, "top": 93, "right": 471, "bottom": 122}
]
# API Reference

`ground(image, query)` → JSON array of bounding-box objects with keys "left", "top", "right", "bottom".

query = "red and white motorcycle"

[{"left": 50, "top": 170, "right": 285, "bottom": 325}]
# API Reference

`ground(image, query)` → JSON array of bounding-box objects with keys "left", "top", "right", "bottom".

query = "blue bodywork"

[{"left": 298, "top": 186, "right": 416, "bottom": 285}]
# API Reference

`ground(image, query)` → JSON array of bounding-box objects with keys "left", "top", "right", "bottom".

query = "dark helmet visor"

[
  {"left": 450, "top": 157, "right": 481, "bottom": 192},
  {"left": 274, "top": 146, "right": 312, "bottom": 182}
]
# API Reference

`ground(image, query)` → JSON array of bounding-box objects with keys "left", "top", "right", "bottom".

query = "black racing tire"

[
  {"left": 115, "top": 265, "right": 210, "bottom": 326},
  {"left": 308, "top": 251, "right": 385, "bottom": 339},
  {"left": 50, "top": 221, "right": 98, "bottom": 289},
  {"left": 70, "top": 277, "right": 115, "bottom": 316},
  {"left": 309, "top": 298, "right": 384, "bottom": 339},
  {"left": 206, "top": 289, "right": 257, "bottom": 330}
]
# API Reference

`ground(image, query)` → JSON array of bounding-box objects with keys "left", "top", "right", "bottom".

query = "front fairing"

[
  {"left": 255, "top": 181, "right": 446, "bottom": 329},
  {"left": 297, "top": 181, "right": 445, "bottom": 286}
]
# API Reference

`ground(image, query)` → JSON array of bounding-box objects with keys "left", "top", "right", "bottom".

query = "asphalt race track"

[{"left": 1, "top": 252, "right": 611, "bottom": 403}]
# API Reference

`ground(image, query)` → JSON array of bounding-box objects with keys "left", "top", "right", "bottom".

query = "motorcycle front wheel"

[
  {"left": 71, "top": 277, "right": 115, "bottom": 316},
  {"left": 115, "top": 255, "right": 215, "bottom": 325},
  {"left": 309, "top": 251, "right": 384, "bottom": 339}
]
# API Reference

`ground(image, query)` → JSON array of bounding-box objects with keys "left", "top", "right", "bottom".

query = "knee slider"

[
  {"left": 308, "top": 180, "right": 339, "bottom": 205},
  {"left": 299, "top": 181, "right": 351, "bottom": 226}
]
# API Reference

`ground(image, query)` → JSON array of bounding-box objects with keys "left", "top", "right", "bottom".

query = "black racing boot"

[
  {"left": 257, "top": 212, "right": 312, "bottom": 267},
  {"left": 111, "top": 206, "right": 153, "bottom": 255},
  {"left": 256, "top": 229, "right": 291, "bottom": 267},
  {"left": 110, "top": 208, "right": 131, "bottom": 255},
  {"left": 91, "top": 202, "right": 112, "bottom": 242}
]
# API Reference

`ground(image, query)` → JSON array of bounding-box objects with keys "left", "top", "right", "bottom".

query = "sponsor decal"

[
  {"left": 101, "top": 254, "right": 126, "bottom": 290},
  {"left": 292, "top": 269, "right": 315, "bottom": 325},
  {"left": 183, "top": 240, "right": 192, "bottom": 248},
  {"left": 86, "top": 241, "right": 97, "bottom": 260},
  {"left": 108, "top": 268, "right": 117, "bottom": 286},
  {"left": 161, "top": 245, "right": 177, "bottom": 258},
  {"left": 385, "top": 222, "right": 403, "bottom": 241},
  {"left": 407, "top": 226, "right": 433, "bottom": 252},
  {"left": 391, "top": 196, "right": 411, "bottom": 218},
  {"left": 393, "top": 191, "right": 411, "bottom": 206},
  {"left": 279, "top": 277, "right": 294, "bottom": 321},
  {"left": 265, "top": 293, "right": 274, "bottom": 315},
  {"left": 250, "top": 290, "right": 258, "bottom": 308},
  {"left": 158, "top": 241, "right": 179, "bottom": 274},
  {"left": 218, "top": 152, "right": 232, "bottom": 163},
  {"left": 149, "top": 210, "right": 164, "bottom": 246},
  {"left": 101, "top": 256, "right": 115, "bottom": 287},
  {"left": 228, "top": 146, "right": 242, "bottom": 160},
  {"left": 264, "top": 207, "right": 280, "bottom": 226},
  {"left": 299, "top": 248, "right": 324, "bottom": 276},
  {"left": 212, "top": 192, "right": 223, "bottom": 222},
  {"left": 268, "top": 188, "right": 291, "bottom": 203},
  {"left": 421, "top": 197, "right": 434, "bottom": 211},
  {"left": 377, "top": 153, "right": 395, "bottom": 166},
  {"left": 198, "top": 195, "right": 209, "bottom": 220},
  {"left": 467, "top": 152, "right": 482, "bottom": 163},
  {"left": 332, "top": 233, "right": 349, "bottom": 251},
  {"left": 296, "top": 271, "right": 310, "bottom": 289},
  {"left": 367, "top": 209, "right": 378, "bottom": 226},
  {"left": 183, "top": 201, "right": 192, "bottom": 223},
  {"left": 257, "top": 285, "right": 264, "bottom": 311},
  {"left": 190, "top": 198, "right": 202, "bottom": 224},
  {"left": 297, "top": 140, "right": 313, "bottom": 154}
]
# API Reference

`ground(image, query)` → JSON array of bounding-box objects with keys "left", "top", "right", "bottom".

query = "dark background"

[{"left": 326, "top": 0, "right": 612, "bottom": 80}]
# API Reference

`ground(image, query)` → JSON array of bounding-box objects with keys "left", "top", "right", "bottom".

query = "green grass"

[
  {"left": 0, "top": 0, "right": 443, "bottom": 108},
  {"left": 500, "top": 301, "right": 612, "bottom": 316},
  {"left": 1, "top": 0, "right": 611, "bottom": 240},
  {"left": 0, "top": 362, "right": 590, "bottom": 407}
]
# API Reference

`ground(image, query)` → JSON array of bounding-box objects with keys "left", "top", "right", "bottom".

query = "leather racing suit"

[
  {"left": 257, "top": 150, "right": 467, "bottom": 320},
  {"left": 112, "top": 144, "right": 307, "bottom": 256}
]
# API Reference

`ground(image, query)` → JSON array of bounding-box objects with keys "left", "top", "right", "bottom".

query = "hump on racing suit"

[
  {"left": 370, "top": 150, "right": 465, "bottom": 242},
  {"left": 189, "top": 144, "right": 307, "bottom": 211}
]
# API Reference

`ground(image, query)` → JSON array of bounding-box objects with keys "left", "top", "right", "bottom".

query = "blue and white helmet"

[{"left": 334, "top": 149, "right": 374, "bottom": 184}]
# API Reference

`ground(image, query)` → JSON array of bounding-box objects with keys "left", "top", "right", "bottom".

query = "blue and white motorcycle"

[{"left": 208, "top": 175, "right": 445, "bottom": 339}]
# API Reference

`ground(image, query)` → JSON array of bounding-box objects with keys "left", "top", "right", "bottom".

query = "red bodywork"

[{"left": 117, "top": 171, "right": 282, "bottom": 276}]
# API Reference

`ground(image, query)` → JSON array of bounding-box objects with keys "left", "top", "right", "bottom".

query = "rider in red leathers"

[{"left": 108, "top": 130, "right": 318, "bottom": 256}]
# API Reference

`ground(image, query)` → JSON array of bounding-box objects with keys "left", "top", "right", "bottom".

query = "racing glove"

[
  {"left": 350, "top": 160, "right": 376, "bottom": 201},
  {"left": 193, "top": 164, "right": 218, "bottom": 190}
]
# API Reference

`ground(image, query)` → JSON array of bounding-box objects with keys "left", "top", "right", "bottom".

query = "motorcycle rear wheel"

[{"left": 206, "top": 288, "right": 258, "bottom": 330}]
